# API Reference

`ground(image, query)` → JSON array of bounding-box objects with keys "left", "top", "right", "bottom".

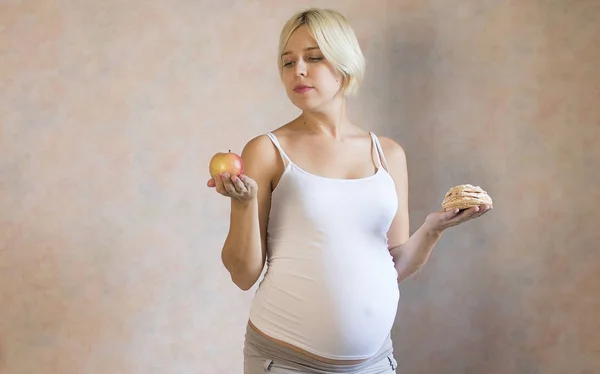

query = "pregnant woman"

[{"left": 207, "top": 7, "right": 491, "bottom": 374}]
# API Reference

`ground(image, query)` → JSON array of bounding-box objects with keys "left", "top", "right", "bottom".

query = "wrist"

[
  {"left": 231, "top": 197, "right": 257, "bottom": 211},
  {"left": 422, "top": 221, "right": 444, "bottom": 237}
]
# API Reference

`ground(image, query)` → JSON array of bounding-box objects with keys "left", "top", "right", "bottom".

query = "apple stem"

[{"left": 229, "top": 149, "right": 231, "bottom": 153}]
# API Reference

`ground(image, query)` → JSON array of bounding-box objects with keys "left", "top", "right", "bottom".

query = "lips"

[{"left": 293, "top": 85, "right": 313, "bottom": 93}]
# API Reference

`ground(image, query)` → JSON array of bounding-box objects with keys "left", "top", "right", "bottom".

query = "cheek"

[
  {"left": 314, "top": 67, "right": 341, "bottom": 85},
  {"left": 281, "top": 71, "right": 295, "bottom": 88},
  {"left": 325, "top": 74, "right": 343, "bottom": 93},
  {"left": 325, "top": 68, "right": 343, "bottom": 88}
]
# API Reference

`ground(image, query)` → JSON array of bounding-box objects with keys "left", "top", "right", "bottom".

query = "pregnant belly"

[{"left": 249, "top": 257, "right": 400, "bottom": 360}]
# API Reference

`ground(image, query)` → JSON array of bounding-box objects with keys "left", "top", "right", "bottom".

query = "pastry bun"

[{"left": 441, "top": 184, "right": 493, "bottom": 211}]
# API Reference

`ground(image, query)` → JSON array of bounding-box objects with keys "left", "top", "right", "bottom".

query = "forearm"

[
  {"left": 221, "top": 199, "right": 264, "bottom": 290},
  {"left": 390, "top": 223, "right": 444, "bottom": 283}
]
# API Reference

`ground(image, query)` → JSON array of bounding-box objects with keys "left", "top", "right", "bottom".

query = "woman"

[{"left": 207, "top": 8, "right": 491, "bottom": 374}]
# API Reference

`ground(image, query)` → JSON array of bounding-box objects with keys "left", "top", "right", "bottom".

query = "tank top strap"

[
  {"left": 266, "top": 133, "right": 292, "bottom": 166},
  {"left": 369, "top": 132, "right": 388, "bottom": 171}
]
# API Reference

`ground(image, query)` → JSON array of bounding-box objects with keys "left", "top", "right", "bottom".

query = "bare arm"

[
  {"left": 382, "top": 137, "right": 492, "bottom": 283},
  {"left": 210, "top": 135, "right": 278, "bottom": 290},
  {"left": 379, "top": 137, "right": 426, "bottom": 283},
  {"left": 389, "top": 205, "right": 490, "bottom": 284},
  {"left": 390, "top": 222, "right": 444, "bottom": 283}
]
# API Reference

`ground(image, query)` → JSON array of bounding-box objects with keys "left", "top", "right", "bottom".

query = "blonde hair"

[{"left": 278, "top": 8, "right": 366, "bottom": 96}]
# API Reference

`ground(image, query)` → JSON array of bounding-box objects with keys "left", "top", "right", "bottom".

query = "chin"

[
  {"left": 287, "top": 96, "right": 318, "bottom": 111},
  {"left": 287, "top": 94, "right": 338, "bottom": 113}
]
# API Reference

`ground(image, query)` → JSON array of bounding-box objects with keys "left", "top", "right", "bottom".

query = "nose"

[{"left": 294, "top": 60, "right": 307, "bottom": 77}]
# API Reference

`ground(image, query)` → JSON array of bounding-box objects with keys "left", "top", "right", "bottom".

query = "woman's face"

[{"left": 280, "top": 25, "right": 344, "bottom": 111}]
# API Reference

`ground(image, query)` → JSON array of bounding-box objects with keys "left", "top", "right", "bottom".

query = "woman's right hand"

[{"left": 207, "top": 172, "right": 258, "bottom": 202}]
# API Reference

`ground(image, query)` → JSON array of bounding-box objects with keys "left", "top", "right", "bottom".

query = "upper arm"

[
  {"left": 239, "top": 134, "right": 280, "bottom": 260},
  {"left": 380, "top": 137, "right": 410, "bottom": 248}
]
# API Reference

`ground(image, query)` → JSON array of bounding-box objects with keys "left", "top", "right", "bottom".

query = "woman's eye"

[{"left": 282, "top": 57, "right": 322, "bottom": 67}]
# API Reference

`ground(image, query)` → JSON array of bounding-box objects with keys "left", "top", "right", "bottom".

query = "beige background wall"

[{"left": 1, "top": 1, "right": 598, "bottom": 373}]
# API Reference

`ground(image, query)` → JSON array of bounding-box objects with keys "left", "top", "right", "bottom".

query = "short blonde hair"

[{"left": 278, "top": 8, "right": 366, "bottom": 96}]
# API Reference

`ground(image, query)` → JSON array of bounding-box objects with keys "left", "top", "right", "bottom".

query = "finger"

[
  {"left": 221, "top": 176, "right": 238, "bottom": 195},
  {"left": 214, "top": 174, "right": 230, "bottom": 196},
  {"left": 239, "top": 174, "right": 252, "bottom": 186},
  {"left": 462, "top": 206, "right": 481, "bottom": 220},
  {"left": 239, "top": 175, "right": 257, "bottom": 192},
  {"left": 446, "top": 207, "right": 477, "bottom": 224},
  {"left": 230, "top": 175, "right": 248, "bottom": 193},
  {"left": 444, "top": 208, "right": 460, "bottom": 219},
  {"left": 474, "top": 204, "right": 492, "bottom": 217},
  {"left": 207, "top": 178, "right": 216, "bottom": 188}
]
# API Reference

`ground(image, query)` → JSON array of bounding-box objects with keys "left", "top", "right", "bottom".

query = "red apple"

[{"left": 209, "top": 150, "right": 244, "bottom": 179}]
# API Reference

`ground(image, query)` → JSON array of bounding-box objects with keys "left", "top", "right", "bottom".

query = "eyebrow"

[{"left": 281, "top": 46, "right": 320, "bottom": 57}]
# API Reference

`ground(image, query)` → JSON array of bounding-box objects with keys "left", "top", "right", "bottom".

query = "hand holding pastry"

[{"left": 424, "top": 184, "right": 493, "bottom": 232}]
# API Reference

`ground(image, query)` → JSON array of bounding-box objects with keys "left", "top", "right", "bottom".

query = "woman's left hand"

[{"left": 424, "top": 204, "right": 492, "bottom": 233}]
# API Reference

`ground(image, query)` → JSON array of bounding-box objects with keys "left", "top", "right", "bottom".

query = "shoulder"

[
  {"left": 242, "top": 133, "right": 274, "bottom": 152},
  {"left": 377, "top": 135, "right": 407, "bottom": 165},
  {"left": 376, "top": 135, "right": 409, "bottom": 195},
  {"left": 241, "top": 119, "right": 294, "bottom": 160},
  {"left": 241, "top": 133, "right": 278, "bottom": 164},
  {"left": 240, "top": 131, "right": 288, "bottom": 182}
]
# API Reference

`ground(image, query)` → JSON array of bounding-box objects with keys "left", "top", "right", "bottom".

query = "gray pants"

[{"left": 243, "top": 324, "right": 398, "bottom": 374}]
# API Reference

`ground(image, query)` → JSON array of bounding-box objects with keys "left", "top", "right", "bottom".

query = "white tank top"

[{"left": 248, "top": 132, "right": 400, "bottom": 361}]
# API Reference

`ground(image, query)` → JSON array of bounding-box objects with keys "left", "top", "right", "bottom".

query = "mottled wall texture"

[{"left": 1, "top": 1, "right": 598, "bottom": 373}]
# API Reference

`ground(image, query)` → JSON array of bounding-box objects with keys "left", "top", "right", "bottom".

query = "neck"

[{"left": 300, "top": 98, "right": 351, "bottom": 139}]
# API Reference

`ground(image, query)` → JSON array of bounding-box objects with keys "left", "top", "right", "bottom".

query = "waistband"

[{"left": 244, "top": 323, "right": 395, "bottom": 373}]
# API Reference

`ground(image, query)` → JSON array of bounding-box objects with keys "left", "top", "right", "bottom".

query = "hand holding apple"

[
  {"left": 209, "top": 150, "right": 244, "bottom": 180},
  {"left": 207, "top": 150, "right": 258, "bottom": 201}
]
